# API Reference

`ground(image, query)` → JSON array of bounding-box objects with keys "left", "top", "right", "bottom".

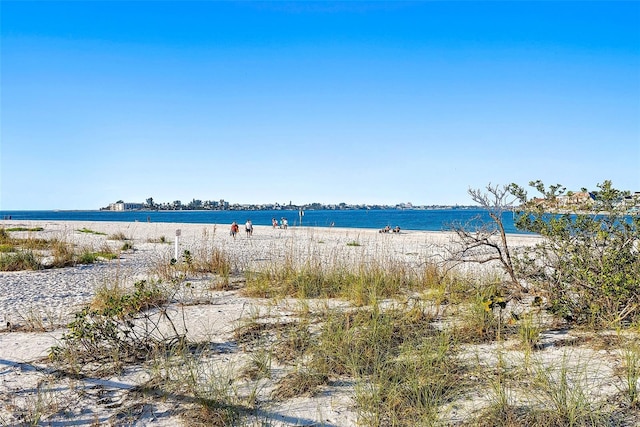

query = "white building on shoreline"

[{"left": 107, "top": 202, "right": 143, "bottom": 211}]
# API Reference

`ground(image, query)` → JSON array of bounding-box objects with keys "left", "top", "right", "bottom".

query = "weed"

[
  {"left": 272, "top": 368, "right": 328, "bottom": 400},
  {"left": 6, "top": 226, "right": 44, "bottom": 232},
  {"left": 619, "top": 341, "right": 640, "bottom": 408},
  {"left": 242, "top": 347, "right": 272, "bottom": 381},
  {"left": 50, "top": 280, "right": 174, "bottom": 373},
  {"left": 108, "top": 231, "right": 129, "bottom": 241},
  {"left": 0, "top": 243, "right": 16, "bottom": 252},
  {"left": 49, "top": 239, "right": 76, "bottom": 267},
  {"left": 244, "top": 254, "right": 446, "bottom": 306},
  {"left": 530, "top": 353, "right": 608, "bottom": 426},
  {"left": 147, "top": 235, "right": 168, "bottom": 243},
  {"left": 518, "top": 312, "right": 542, "bottom": 351},
  {"left": 150, "top": 351, "right": 244, "bottom": 426},
  {"left": 15, "top": 307, "right": 63, "bottom": 331},
  {"left": 453, "top": 286, "right": 513, "bottom": 343},
  {"left": 77, "top": 228, "right": 106, "bottom": 235},
  {"left": 150, "top": 246, "right": 233, "bottom": 285},
  {"left": 0, "top": 251, "right": 41, "bottom": 271}
]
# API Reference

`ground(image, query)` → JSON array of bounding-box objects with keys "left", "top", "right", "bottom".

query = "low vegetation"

[
  {"left": 3, "top": 179, "right": 639, "bottom": 425},
  {"left": 50, "top": 280, "right": 172, "bottom": 375},
  {"left": 453, "top": 180, "right": 640, "bottom": 328},
  {"left": 5, "top": 227, "right": 44, "bottom": 232},
  {"left": 0, "top": 227, "right": 119, "bottom": 271},
  {"left": 77, "top": 227, "right": 106, "bottom": 235},
  {"left": 510, "top": 180, "right": 640, "bottom": 327}
]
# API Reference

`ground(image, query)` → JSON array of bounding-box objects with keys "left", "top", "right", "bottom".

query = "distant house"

[
  {"left": 561, "top": 192, "right": 595, "bottom": 207},
  {"left": 622, "top": 192, "right": 640, "bottom": 209},
  {"left": 529, "top": 192, "right": 595, "bottom": 210}
]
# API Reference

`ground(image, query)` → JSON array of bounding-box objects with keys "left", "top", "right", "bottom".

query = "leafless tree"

[{"left": 450, "top": 183, "right": 527, "bottom": 294}]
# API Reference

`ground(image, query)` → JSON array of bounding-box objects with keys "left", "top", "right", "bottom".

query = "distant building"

[
  {"left": 530, "top": 192, "right": 595, "bottom": 210},
  {"left": 108, "top": 202, "right": 144, "bottom": 211},
  {"left": 560, "top": 192, "right": 595, "bottom": 207},
  {"left": 622, "top": 192, "right": 640, "bottom": 208}
]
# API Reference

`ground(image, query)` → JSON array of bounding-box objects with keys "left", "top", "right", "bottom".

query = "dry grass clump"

[
  {"left": 11, "top": 307, "right": 64, "bottom": 332},
  {"left": 0, "top": 227, "right": 44, "bottom": 270},
  {"left": 271, "top": 369, "right": 329, "bottom": 400},
  {"left": 3, "top": 377, "right": 68, "bottom": 426},
  {"left": 474, "top": 352, "right": 615, "bottom": 427},
  {"left": 143, "top": 344, "right": 246, "bottom": 427},
  {"left": 0, "top": 227, "right": 120, "bottom": 270},
  {"left": 149, "top": 246, "right": 234, "bottom": 287},
  {"left": 107, "top": 231, "right": 129, "bottom": 241},
  {"left": 244, "top": 253, "right": 446, "bottom": 306},
  {"left": 0, "top": 250, "right": 41, "bottom": 271},
  {"left": 233, "top": 318, "right": 283, "bottom": 347},
  {"left": 313, "top": 304, "right": 464, "bottom": 425},
  {"left": 192, "top": 246, "right": 234, "bottom": 277},
  {"left": 272, "top": 320, "right": 313, "bottom": 363},
  {"left": 146, "top": 235, "right": 169, "bottom": 243},
  {"left": 183, "top": 401, "right": 241, "bottom": 427}
]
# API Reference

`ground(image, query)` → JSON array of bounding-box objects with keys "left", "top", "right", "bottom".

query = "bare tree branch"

[{"left": 449, "top": 183, "right": 527, "bottom": 294}]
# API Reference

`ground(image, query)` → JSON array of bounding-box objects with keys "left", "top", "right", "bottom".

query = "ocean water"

[{"left": 0, "top": 209, "right": 527, "bottom": 234}]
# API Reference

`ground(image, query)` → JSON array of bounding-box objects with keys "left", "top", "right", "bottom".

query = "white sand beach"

[{"left": 0, "top": 220, "right": 635, "bottom": 426}]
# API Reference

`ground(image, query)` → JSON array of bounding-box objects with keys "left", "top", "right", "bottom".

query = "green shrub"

[
  {"left": 511, "top": 180, "right": 640, "bottom": 326},
  {"left": 76, "top": 251, "right": 99, "bottom": 264},
  {"left": 50, "top": 280, "right": 172, "bottom": 368}
]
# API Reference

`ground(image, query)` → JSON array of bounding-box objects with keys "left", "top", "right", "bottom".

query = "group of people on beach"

[
  {"left": 379, "top": 225, "right": 401, "bottom": 233},
  {"left": 271, "top": 217, "right": 288, "bottom": 229},
  {"left": 229, "top": 220, "right": 253, "bottom": 238},
  {"left": 230, "top": 217, "right": 291, "bottom": 238}
]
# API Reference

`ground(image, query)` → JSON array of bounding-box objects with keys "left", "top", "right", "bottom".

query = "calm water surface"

[{"left": 0, "top": 209, "right": 527, "bottom": 234}]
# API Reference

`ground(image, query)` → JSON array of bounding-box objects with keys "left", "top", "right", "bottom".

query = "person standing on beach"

[
  {"left": 230, "top": 221, "right": 239, "bottom": 239},
  {"left": 281, "top": 218, "right": 288, "bottom": 229},
  {"left": 245, "top": 219, "right": 253, "bottom": 237}
]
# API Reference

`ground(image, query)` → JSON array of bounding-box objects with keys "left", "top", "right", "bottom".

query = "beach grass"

[
  {"left": 77, "top": 227, "right": 106, "bottom": 235},
  {"left": 0, "top": 227, "right": 121, "bottom": 271},
  {"left": 2, "top": 222, "right": 638, "bottom": 426}
]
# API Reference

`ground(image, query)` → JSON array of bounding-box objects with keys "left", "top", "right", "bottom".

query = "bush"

[
  {"left": 50, "top": 280, "right": 174, "bottom": 368},
  {"left": 510, "top": 180, "right": 640, "bottom": 326}
]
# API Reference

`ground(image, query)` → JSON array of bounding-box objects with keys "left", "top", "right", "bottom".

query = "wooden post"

[{"left": 175, "top": 229, "right": 181, "bottom": 260}]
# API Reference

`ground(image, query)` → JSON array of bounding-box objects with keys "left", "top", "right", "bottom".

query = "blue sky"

[{"left": 2, "top": 1, "right": 639, "bottom": 210}]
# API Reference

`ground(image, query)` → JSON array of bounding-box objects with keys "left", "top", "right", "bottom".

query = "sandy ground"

[{"left": 0, "top": 220, "right": 635, "bottom": 426}]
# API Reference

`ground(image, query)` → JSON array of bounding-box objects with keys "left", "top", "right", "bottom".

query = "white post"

[{"left": 175, "top": 229, "right": 181, "bottom": 260}]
